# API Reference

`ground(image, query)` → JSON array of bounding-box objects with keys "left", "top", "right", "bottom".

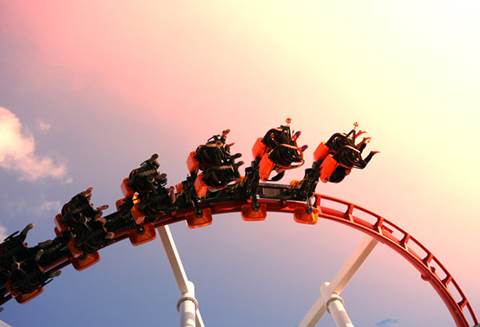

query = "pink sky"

[{"left": 1, "top": 1, "right": 478, "bottom": 326}]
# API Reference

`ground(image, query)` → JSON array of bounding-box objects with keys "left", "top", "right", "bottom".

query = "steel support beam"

[
  {"left": 157, "top": 226, "right": 205, "bottom": 327},
  {"left": 299, "top": 236, "right": 378, "bottom": 327},
  {"left": 320, "top": 282, "right": 353, "bottom": 327}
]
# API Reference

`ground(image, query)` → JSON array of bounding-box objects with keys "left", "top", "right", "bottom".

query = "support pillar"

[
  {"left": 299, "top": 236, "right": 378, "bottom": 327},
  {"left": 320, "top": 282, "right": 354, "bottom": 327},
  {"left": 158, "top": 226, "right": 205, "bottom": 327}
]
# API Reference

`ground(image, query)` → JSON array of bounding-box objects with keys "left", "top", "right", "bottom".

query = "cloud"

[
  {"left": 0, "top": 197, "right": 62, "bottom": 222},
  {"left": 376, "top": 319, "right": 400, "bottom": 327},
  {"left": 0, "top": 225, "right": 7, "bottom": 242},
  {"left": 37, "top": 119, "right": 51, "bottom": 132},
  {"left": 0, "top": 107, "right": 66, "bottom": 181},
  {"left": 38, "top": 200, "right": 61, "bottom": 213}
]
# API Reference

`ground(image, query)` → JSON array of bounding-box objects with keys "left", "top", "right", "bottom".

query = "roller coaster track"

[
  {"left": 187, "top": 185, "right": 478, "bottom": 327},
  {"left": 3, "top": 183, "right": 478, "bottom": 326}
]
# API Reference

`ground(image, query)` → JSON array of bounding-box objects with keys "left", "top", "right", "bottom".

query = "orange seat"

[
  {"left": 115, "top": 198, "right": 126, "bottom": 210},
  {"left": 194, "top": 173, "right": 209, "bottom": 198},
  {"left": 313, "top": 142, "right": 330, "bottom": 162},
  {"left": 252, "top": 138, "right": 267, "bottom": 159},
  {"left": 54, "top": 214, "right": 67, "bottom": 233},
  {"left": 131, "top": 204, "right": 145, "bottom": 225},
  {"left": 121, "top": 178, "right": 135, "bottom": 198},
  {"left": 175, "top": 182, "right": 184, "bottom": 194},
  {"left": 320, "top": 155, "right": 338, "bottom": 183},
  {"left": 187, "top": 151, "right": 199, "bottom": 173},
  {"left": 67, "top": 239, "right": 83, "bottom": 258},
  {"left": 258, "top": 155, "right": 275, "bottom": 181}
]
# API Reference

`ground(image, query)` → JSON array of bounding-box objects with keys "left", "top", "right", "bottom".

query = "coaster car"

[
  {"left": 0, "top": 224, "right": 60, "bottom": 303},
  {"left": 122, "top": 154, "right": 172, "bottom": 217},
  {"left": 314, "top": 123, "right": 378, "bottom": 183},
  {"left": 117, "top": 154, "right": 171, "bottom": 245},
  {"left": 187, "top": 129, "right": 243, "bottom": 198},
  {"left": 125, "top": 154, "right": 167, "bottom": 195},
  {"left": 55, "top": 188, "right": 108, "bottom": 270},
  {"left": 252, "top": 118, "right": 308, "bottom": 181}
]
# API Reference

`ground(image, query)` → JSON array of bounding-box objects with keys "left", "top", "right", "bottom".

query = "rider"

[
  {"left": 198, "top": 129, "right": 242, "bottom": 187},
  {"left": 257, "top": 118, "right": 307, "bottom": 181}
]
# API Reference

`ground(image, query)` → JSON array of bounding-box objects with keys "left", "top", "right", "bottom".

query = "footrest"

[
  {"left": 71, "top": 251, "right": 100, "bottom": 271},
  {"left": 14, "top": 288, "right": 43, "bottom": 304},
  {"left": 129, "top": 223, "right": 156, "bottom": 246},
  {"left": 186, "top": 208, "right": 212, "bottom": 229},
  {"left": 293, "top": 207, "right": 318, "bottom": 225},
  {"left": 241, "top": 203, "right": 267, "bottom": 221}
]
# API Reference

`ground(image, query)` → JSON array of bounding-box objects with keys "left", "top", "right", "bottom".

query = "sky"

[{"left": 0, "top": 1, "right": 479, "bottom": 326}]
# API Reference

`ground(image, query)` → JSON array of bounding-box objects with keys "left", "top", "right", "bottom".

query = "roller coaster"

[{"left": 0, "top": 120, "right": 477, "bottom": 326}]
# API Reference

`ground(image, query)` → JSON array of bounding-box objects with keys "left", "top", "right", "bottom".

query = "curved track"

[
  {"left": 182, "top": 192, "right": 478, "bottom": 327},
  {"left": 3, "top": 183, "right": 478, "bottom": 326}
]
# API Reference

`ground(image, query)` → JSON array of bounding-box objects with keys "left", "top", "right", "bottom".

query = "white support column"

[
  {"left": 178, "top": 281, "right": 197, "bottom": 327},
  {"left": 320, "top": 282, "right": 353, "bottom": 327},
  {"left": 299, "top": 236, "right": 378, "bottom": 327},
  {"left": 157, "top": 225, "right": 205, "bottom": 327}
]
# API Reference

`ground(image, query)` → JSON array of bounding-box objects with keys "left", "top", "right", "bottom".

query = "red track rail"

[
  {"left": 176, "top": 194, "right": 477, "bottom": 327},
  {"left": 20, "top": 193, "right": 478, "bottom": 326}
]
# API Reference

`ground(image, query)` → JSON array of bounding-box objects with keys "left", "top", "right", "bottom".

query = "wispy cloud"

[
  {"left": 0, "top": 197, "right": 62, "bottom": 222},
  {"left": 38, "top": 200, "right": 61, "bottom": 214},
  {"left": 0, "top": 319, "right": 12, "bottom": 327},
  {"left": 37, "top": 119, "right": 51, "bottom": 132},
  {"left": 376, "top": 319, "right": 400, "bottom": 327},
  {"left": 0, "top": 107, "right": 67, "bottom": 181},
  {"left": 0, "top": 225, "right": 7, "bottom": 242}
]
